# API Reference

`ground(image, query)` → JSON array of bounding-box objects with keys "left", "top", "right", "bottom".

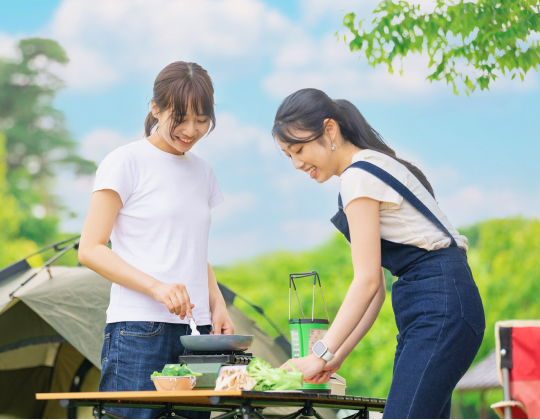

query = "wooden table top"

[{"left": 36, "top": 390, "right": 386, "bottom": 411}]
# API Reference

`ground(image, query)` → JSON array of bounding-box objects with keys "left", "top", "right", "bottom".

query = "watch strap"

[{"left": 321, "top": 349, "right": 335, "bottom": 362}]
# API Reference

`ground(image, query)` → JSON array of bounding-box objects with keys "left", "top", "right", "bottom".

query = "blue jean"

[
  {"left": 383, "top": 260, "right": 485, "bottom": 418},
  {"left": 99, "top": 322, "right": 212, "bottom": 419}
]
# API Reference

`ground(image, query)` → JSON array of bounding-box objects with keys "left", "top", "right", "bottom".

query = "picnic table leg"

[
  {"left": 241, "top": 402, "right": 254, "bottom": 419},
  {"left": 92, "top": 403, "right": 103, "bottom": 419},
  {"left": 212, "top": 410, "right": 241, "bottom": 419}
]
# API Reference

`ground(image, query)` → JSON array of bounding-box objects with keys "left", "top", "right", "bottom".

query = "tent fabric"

[
  {"left": 0, "top": 342, "right": 60, "bottom": 370},
  {"left": 43, "top": 343, "right": 87, "bottom": 419},
  {"left": 455, "top": 351, "right": 500, "bottom": 391},
  {"left": 0, "top": 366, "right": 53, "bottom": 418},
  {"left": 17, "top": 267, "right": 111, "bottom": 369},
  {"left": 0, "top": 300, "right": 63, "bottom": 353}
]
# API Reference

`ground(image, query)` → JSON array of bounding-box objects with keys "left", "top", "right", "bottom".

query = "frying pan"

[{"left": 180, "top": 334, "right": 254, "bottom": 352}]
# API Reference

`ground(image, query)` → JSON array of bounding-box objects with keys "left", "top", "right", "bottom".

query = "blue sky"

[{"left": 1, "top": 0, "right": 539, "bottom": 264}]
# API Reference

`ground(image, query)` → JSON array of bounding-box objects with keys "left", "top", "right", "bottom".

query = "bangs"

[
  {"left": 167, "top": 75, "right": 216, "bottom": 134},
  {"left": 272, "top": 120, "right": 324, "bottom": 144}
]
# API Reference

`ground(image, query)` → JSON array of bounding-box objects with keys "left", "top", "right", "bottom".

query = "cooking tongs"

[{"left": 289, "top": 271, "right": 329, "bottom": 322}]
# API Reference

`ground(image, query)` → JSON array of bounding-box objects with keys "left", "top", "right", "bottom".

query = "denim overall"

[{"left": 331, "top": 161, "right": 485, "bottom": 419}]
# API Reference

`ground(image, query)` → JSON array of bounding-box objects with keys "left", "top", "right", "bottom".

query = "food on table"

[
  {"left": 246, "top": 357, "right": 303, "bottom": 391},
  {"left": 215, "top": 366, "right": 257, "bottom": 391},
  {"left": 151, "top": 364, "right": 202, "bottom": 378}
]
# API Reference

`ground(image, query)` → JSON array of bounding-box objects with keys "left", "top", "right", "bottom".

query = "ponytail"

[
  {"left": 145, "top": 111, "right": 158, "bottom": 137},
  {"left": 273, "top": 88, "right": 435, "bottom": 198},
  {"left": 335, "top": 99, "right": 435, "bottom": 198}
]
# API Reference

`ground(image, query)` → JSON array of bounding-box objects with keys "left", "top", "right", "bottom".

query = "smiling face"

[
  {"left": 277, "top": 128, "right": 337, "bottom": 184},
  {"left": 277, "top": 119, "right": 350, "bottom": 184},
  {"left": 151, "top": 101, "right": 211, "bottom": 155}
]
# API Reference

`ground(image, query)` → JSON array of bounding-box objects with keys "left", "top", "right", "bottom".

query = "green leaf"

[{"left": 340, "top": 0, "right": 540, "bottom": 94}]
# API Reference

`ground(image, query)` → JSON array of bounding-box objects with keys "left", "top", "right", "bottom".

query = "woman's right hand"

[
  {"left": 306, "top": 353, "right": 345, "bottom": 385},
  {"left": 150, "top": 281, "right": 194, "bottom": 319}
]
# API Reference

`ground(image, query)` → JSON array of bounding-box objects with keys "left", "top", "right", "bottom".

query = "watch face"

[{"left": 312, "top": 340, "right": 327, "bottom": 357}]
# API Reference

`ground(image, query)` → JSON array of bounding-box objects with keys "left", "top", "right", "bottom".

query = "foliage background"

[{"left": 214, "top": 217, "right": 540, "bottom": 416}]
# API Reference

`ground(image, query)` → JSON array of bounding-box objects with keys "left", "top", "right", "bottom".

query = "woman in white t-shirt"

[
  {"left": 274, "top": 89, "right": 484, "bottom": 419},
  {"left": 79, "top": 62, "right": 233, "bottom": 419}
]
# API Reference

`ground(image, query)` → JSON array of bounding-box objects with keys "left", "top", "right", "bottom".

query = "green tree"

[
  {"left": 342, "top": 0, "right": 540, "bottom": 95},
  {"left": 0, "top": 133, "right": 42, "bottom": 268},
  {"left": 0, "top": 38, "right": 95, "bottom": 247}
]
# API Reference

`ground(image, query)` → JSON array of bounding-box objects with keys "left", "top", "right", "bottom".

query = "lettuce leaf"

[
  {"left": 151, "top": 364, "right": 202, "bottom": 377},
  {"left": 247, "top": 357, "right": 303, "bottom": 391}
]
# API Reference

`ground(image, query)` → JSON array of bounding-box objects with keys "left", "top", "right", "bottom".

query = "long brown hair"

[
  {"left": 145, "top": 61, "right": 216, "bottom": 138},
  {"left": 272, "top": 88, "right": 435, "bottom": 198}
]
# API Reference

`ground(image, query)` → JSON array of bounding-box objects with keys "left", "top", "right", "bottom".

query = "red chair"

[{"left": 491, "top": 320, "right": 540, "bottom": 419}]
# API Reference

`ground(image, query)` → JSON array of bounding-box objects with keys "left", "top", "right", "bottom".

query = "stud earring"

[{"left": 331, "top": 142, "right": 336, "bottom": 151}]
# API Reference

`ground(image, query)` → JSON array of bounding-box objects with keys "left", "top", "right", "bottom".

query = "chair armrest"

[{"left": 491, "top": 400, "right": 527, "bottom": 419}]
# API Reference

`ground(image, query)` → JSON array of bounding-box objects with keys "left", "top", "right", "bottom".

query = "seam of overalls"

[{"left": 406, "top": 275, "right": 449, "bottom": 418}]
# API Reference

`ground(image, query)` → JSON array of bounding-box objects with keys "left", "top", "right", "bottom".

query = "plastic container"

[
  {"left": 330, "top": 373, "right": 346, "bottom": 396},
  {"left": 151, "top": 376, "right": 197, "bottom": 392}
]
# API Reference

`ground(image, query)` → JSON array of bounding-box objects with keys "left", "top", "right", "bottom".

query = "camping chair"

[{"left": 491, "top": 320, "right": 540, "bottom": 419}]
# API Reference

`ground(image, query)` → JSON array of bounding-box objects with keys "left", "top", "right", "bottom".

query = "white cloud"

[
  {"left": 263, "top": 33, "right": 449, "bottom": 102},
  {"left": 280, "top": 219, "right": 334, "bottom": 249},
  {"left": 299, "top": 0, "right": 439, "bottom": 26},
  {"left": 212, "top": 191, "right": 257, "bottom": 224},
  {"left": 439, "top": 186, "right": 540, "bottom": 227},
  {"left": 55, "top": 171, "right": 95, "bottom": 232},
  {"left": 81, "top": 128, "right": 141, "bottom": 164},
  {"left": 0, "top": 32, "right": 17, "bottom": 59},
  {"left": 194, "top": 113, "right": 272, "bottom": 162},
  {"left": 47, "top": 0, "right": 294, "bottom": 89},
  {"left": 208, "top": 231, "right": 264, "bottom": 265},
  {"left": 299, "top": 0, "right": 381, "bottom": 26}
]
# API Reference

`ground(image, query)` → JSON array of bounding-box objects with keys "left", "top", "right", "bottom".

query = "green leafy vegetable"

[
  {"left": 151, "top": 364, "right": 202, "bottom": 378},
  {"left": 247, "top": 357, "right": 303, "bottom": 391}
]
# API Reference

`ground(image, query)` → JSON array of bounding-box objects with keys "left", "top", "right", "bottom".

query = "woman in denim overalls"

[{"left": 276, "top": 89, "right": 484, "bottom": 419}]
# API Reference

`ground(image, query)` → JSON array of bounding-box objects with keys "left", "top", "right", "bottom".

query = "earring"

[{"left": 331, "top": 142, "right": 336, "bottom": 151}]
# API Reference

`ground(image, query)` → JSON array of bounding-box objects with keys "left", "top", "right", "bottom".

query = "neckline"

[{"left": 142, "top": 138, "right": 189, "bottom": 162}]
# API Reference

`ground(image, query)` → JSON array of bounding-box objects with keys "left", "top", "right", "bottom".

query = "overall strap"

[{"left": 342, "top": 161, "right": 457, "bottom": 247}]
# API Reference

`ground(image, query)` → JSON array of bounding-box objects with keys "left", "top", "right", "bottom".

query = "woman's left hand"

[
  {"left": 211, "top": 305, "right": 235, "bottom": 335},
  {"left": 280, "top": 354, "right": 327, "bottom": 382}
]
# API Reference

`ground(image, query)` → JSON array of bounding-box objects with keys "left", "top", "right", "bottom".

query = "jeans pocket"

[
  {"left": 101, "top": 333, "right": 111, "bottom": 368},
  {"left": 121, "top": 322, "right": 165, "bottom": 337},
  {"left": 451, "top": 264, "right": 486, "bottom": 335}
]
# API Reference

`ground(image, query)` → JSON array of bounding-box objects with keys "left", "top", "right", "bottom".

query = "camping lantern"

[{"left": 288, "top": 271, "right": 331, "bottom": 393}]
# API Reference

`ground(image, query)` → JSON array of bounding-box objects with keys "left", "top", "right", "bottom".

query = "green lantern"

[{"left": 288, "top": 271, "right": 331, "bottom": 393}]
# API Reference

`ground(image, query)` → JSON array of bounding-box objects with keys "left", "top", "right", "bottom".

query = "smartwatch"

[{"left": 312, "top": 340, "right": 334, "bottom": 362}]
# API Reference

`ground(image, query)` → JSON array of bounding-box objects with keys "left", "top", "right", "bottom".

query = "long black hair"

[{"left": 272, "top": 88, "right": 435, "bottom": 198}]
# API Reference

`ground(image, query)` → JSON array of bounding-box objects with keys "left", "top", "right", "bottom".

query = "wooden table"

[{"left": 36, "top": 390, "right": 386, "bottom": 419}]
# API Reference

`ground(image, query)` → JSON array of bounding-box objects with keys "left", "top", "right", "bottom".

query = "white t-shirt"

[
  {"left": 340, "top": 150, "right": 468, "bottom": 251},
  {"left": 93, "top": 139, "right": 224, "bottom": 324}
]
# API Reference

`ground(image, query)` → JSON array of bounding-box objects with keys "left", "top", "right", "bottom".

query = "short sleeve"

[
  {"left": 92, "top": 148, "right": 136, "bottom": 205},
  {"left": 207, "top": 167, "right": 224, "bottom": 210},
  {"left": 340, "top": 154, "right": 405, "bottom": 210}
]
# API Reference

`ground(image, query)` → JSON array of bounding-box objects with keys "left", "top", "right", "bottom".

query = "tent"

[
  {"left": 454, "top": 351, "right": 502, "bottom": 418},
  {"left": 0, "top": 239, "right": 333, "bottom": 419}
]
